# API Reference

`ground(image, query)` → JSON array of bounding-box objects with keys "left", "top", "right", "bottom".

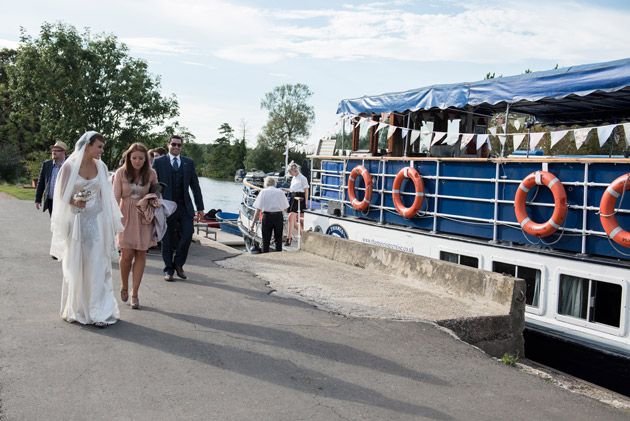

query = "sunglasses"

[{"left": 170, "top": 143, "right": 182, "bottom": 147}]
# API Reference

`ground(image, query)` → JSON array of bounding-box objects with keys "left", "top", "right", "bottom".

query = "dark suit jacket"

[
  {"left": 152, "top": 154, "right": 204, "bottom": 217},
  {"left": 35, "top": 159, "right": 54, "bottom": 212}
]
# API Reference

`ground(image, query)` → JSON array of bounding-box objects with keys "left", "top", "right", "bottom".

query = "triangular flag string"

[
  {"left": 476, "top": 134, "right": 489, "bottom": 150},
  {"left": 529, "top": 132, "right": 545, "bottom": 150},
  {"left": 409, "top": 130, "right": 421, "bottom": 144},
  {"left": 550, "top": 130, "right": 569, "bottom": 148},
  {"left": 386, "top": 125, "right": 397, "bottom": 140},
  {"left": 341, "top": 115, "right": 624, "bottom": 152},
  {"left": 431, "top": 132, "right": 447, "bottom": 146},
  {"left": 512, "top": 133, "right": 526, "bottom": 150},
  {"left": 597, "top": 124, "right": 616, "bottom": 147},
  {"left": 460, "top": 134, "right": 475, "bottom": 149}
]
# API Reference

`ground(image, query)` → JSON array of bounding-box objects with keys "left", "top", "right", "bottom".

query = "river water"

[{"left": 198, "top": 177, "right": 243, "bottom": 214}]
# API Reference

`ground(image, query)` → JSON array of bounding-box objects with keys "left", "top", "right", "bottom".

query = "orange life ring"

[
  {"left": 392, "top": 167, "right": 424, "bottom": 218},
  {"left": 348, "top": 165, "right": 373, "bottom": 211},
  {"left": 514, "top": 171, "right": 567, "bottom": 237},
  {"left": 599, "top": 173, "right": 630, "bottom": 247}
]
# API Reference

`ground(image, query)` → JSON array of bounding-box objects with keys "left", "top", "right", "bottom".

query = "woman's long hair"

[{"left": 122, "top": 143, "right": 151, "bottom": 184}]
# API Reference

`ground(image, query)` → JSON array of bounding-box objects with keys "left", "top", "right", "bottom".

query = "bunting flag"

[
  {"left": 365, "top": 119, "right": 378, "bottom": 129},
  {"left": 476, "top": 134, "right": 489, "bottom": 150},
  {"left": 513, "top": 119, "right": 521, "bottom": 131},
  {"left": 529, "top": 132, "right": 545, "bottom": 150},
  {"left": 597, "top": 124, "right": 616, "bottom": 147},
  {"left": 444, "top": 133, "right": 460, "bottom": 146},
  {"left": 336, "top": 114, "right": 627, "bottom": 153},
  {"left": 387, "top": 124, "right": 397, "bottom": 140},
  {"left": 573, "top": 127, "right": 591, "bottom": 150},
  {"left": 624, "top": 123, "right": 630, "bottom": 147},
  {"left": 409, "top": 130, "right": 421, "bottom": 144},
  {"left": 375, "top": 122, "right": 388, "bottom": 134},
  {"left": 460, "top": 134, "right": 475, "bottom": 149},
  {"left": 550, "top": 130, "right": 569, "bottom": 148},
  {"left": 431, "top": 131, "right": 447, "bottom": 146},
  {"left": 512, "top": 133, "right": 526, "bottom": 150}
]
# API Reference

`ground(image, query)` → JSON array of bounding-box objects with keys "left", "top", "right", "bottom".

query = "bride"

[{"left": 50, "top": 131, "right": 123, "bottom": 327}]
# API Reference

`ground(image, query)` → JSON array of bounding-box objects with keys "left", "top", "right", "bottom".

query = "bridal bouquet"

[{"left": 73, "top": 190, "right": 94, "bottom": 212}]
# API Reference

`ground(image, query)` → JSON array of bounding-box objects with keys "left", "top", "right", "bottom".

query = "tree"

[
  {"left": 259, "top": 84, "right": 315, "bottom": 164},
  {"left": 206, "top": 123, "right": 237, "bottom": 179},
  {"left": 7, "top": 22, "right": 179, "bottom": 168}
]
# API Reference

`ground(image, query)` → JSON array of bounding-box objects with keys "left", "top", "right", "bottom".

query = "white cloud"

[
  {"left": 121, "top": 37, "right": 197, "bottom": 56},
  {"left": 182, "top": 61, "right": 216, "bottom": 69},
  {"left": 0, "top": 38, "right": 20, "bottom": 49},
  {"left": 154, "top": 0, "right": 630, "bottom": 65}
]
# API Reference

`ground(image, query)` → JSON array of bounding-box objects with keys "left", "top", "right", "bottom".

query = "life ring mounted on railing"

[
  {"left": 514, "top": 171, "right": 568, "bottom": 238},
  {"left": 599, "top": 173, "right": 630, "bottom": 248},
  {"left": 392, "top": 167, "right": 424, "bottom": 218},
  {"left": 348, "top": 165, "right": 373, "bottom": 212}
]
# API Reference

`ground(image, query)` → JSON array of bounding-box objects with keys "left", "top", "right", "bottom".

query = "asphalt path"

[{"left": 0, "top": 198, "right": 627, "bottom": 420}]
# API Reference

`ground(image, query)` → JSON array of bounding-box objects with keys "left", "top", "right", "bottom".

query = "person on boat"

[
  {"left": 251, "top": 176, "right": 289, "bottom": 252},
  {"left": 113, "top": 143, "right": 159, "bottom": 309},
  {"left": 152, "top": 135, "right": 204, "bottom": 282},
  {"left": 281, "top": 161, "right": 309, "bottom": 246}
]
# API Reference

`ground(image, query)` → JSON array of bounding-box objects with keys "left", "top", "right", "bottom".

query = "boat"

[
  {"left": 302, "top": 58, "right": 630, "bottom": 391},
  {"left": 215, "top": 211, "right": 242, "bottom": 236},
  {"left": 234, "top": 169, "right": 246, "bottom": 182},
  {"left": 237, "top": 174, "right": 291, "bottom": 252}
]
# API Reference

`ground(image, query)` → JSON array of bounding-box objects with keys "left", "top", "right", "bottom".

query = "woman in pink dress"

[{"left": 113, "top": 143, "right": 158, "bottom": 309}]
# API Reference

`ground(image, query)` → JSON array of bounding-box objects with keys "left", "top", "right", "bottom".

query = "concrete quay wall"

[{"left": 301, "top": 231, "right": 526, "bottom": 358}]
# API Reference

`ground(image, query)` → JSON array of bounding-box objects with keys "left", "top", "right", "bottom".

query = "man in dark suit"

[
  {"left": 35, "top": 141, "right": 68, "bottom": 216},
  {"left": 152, "top": 136, "right": 205, "bottom": 281}
]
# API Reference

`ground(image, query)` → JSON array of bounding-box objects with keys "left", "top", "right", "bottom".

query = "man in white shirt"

[{"left": 251, "top": 176, "right": 289, "bottom": 253}]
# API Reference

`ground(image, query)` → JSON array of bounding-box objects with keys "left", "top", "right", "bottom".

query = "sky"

[{"left": 1, "top": 0, "right": 630, "bottom": 151}]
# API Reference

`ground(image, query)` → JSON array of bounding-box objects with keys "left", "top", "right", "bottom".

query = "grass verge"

[{"left": 0, "top": 184, "right": 37, "bottom": 201}]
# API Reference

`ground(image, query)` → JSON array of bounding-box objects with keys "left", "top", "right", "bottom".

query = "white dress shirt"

[{"left": 253, "top": 186, "right": 289, "bottom": 212}]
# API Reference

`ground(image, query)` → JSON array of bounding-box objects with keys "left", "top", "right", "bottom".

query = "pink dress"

[{"left": 113, "top": 168, "right": 158, "bottom": 250}]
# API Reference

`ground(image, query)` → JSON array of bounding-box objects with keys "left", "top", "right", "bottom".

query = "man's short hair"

[
  {"left": 264, "top": 176, "right": 276, "bottom": 188},
  {"left": 169, "top": 135, "right": 183, "bottom": 144}
]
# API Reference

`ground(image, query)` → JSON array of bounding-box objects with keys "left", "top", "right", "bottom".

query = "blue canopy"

[{"left": 337, "top": 58, "right": 630, "bottom": 125}]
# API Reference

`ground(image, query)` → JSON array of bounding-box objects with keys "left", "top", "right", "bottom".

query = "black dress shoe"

[
  {"left": 164, "top": 273, "right": 174, "bottom": 282},
  {"left": 175, "top": 266, "right": 187, "bottom": 279}
]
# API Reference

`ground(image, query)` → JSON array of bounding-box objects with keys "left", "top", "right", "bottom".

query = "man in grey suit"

[
  {"left": 35, "top": 141, "right": 68, "bottom": 216},
  {"left": 152, "top": 136, "right": 205, "bottom": 281}
]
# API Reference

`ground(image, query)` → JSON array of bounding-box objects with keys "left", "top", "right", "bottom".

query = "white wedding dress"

[{"left": 60, "top": 174, "right": 120, "bottom": 325}]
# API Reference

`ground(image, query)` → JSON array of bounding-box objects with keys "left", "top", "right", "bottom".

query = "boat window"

[
  {"left": 492, "top": 261, "right": 541, "bottom": 307},
  {"left": 558, "top": 275, "right": 622, "bottom": 328},
  {"left": 376, "top": 127, "right": 389, "bottom": 154},
  {"left": 440, "top": 251, "right": 478, "bottom": 268},
  {"left": 419, "top": 120, "right": 433, "bottom": 153},
  {"left": 357, "top": 120, "right": 371, "bottom": 151}
]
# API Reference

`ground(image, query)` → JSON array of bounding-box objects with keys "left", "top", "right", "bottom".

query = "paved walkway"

[{"left": 1, "top": 198, "right": 628, "bottom": 420}]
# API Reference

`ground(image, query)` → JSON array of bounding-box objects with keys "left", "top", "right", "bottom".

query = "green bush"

[{"left": 0, "top": 142, "right": 22, "bottom": 183}]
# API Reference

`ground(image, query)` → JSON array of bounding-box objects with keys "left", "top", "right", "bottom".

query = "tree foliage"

[
  {"left": 5, "top": 22, "right": 179, "bottom": 169},
  {"left": 259, "top": 83, "right": 314, "bottom": 151}
]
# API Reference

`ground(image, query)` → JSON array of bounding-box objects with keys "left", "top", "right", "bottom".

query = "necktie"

[{"left": 172, "top": 158, "right": 179, "bottom": 171}]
